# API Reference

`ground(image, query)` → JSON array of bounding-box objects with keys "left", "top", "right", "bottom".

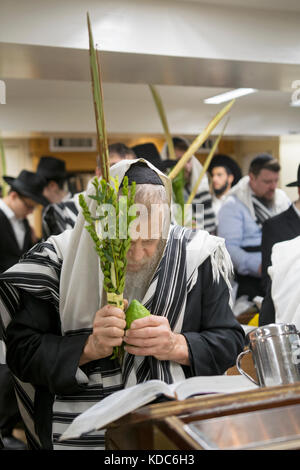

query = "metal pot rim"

[{"left": 247, "top": 323, "right": 299, "bottom": 342}]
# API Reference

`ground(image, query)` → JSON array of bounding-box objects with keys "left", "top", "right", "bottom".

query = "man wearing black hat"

[
  {"left": 260, "top": 163, "right": 300, "bottom": 294},
  {"left": 259, "top": 167, "right": 300, "bottom": 326},
  {"left": 0, "top": 170, "right": 47, "bottom": 272},
  {"left": 37, "top": 156, "right": 70, "bottom": 204},
  {"left": 218, "top": 154, "right": 291, "bottom": 302},
  {"left": 36, "top": 156, "right": 78, "bottom": 239},
  {"left": 259, "top": 165, "right": 300, "bottom": 328},
  {"left": 208, "top": 154, "right": 242, "bottom": 217},
  {"left": 0, "top": 169, "right": 47, "bottom": 450},
  {"left": 132, "top": 142, "right": 177, "bottom": 174}
]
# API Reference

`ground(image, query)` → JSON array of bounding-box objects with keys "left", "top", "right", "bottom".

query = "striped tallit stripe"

[
  {"left": 42, "top": 201, "right": 78, "bottom": 239},
  {"left": 252, "top": 195, "right": 274, "bottom": 227}
]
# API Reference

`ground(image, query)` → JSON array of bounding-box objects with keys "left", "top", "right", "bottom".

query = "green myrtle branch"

[{"left": 79, "top": 175, "right": 136, "bottom": 361}]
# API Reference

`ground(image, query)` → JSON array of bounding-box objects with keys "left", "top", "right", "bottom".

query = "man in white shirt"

[
  {"left": 0, "top": 170, "right": 47, "bottom": 272},
  {"left": 0, "top": 169, "right": 47, "bottom": 450}
]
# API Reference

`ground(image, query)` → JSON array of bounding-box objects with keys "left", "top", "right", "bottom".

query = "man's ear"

[
  {"left": 10, "top": 190, "right": 19, "bottom": 201},
  {"left": 248, "top": 172, "right": 255, "bottom": 184},
  {"left": 48, "top": 180, "right": 59, "bottom": 190}
]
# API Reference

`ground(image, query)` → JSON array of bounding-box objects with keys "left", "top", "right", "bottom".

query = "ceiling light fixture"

[
  {"left": 204, "top": 88, "right": 258, "bottom": 104},
  {"left": 290, "top": 100, "right": 300, "bottom": 107}
]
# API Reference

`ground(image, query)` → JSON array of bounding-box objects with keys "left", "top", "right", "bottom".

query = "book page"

[
  {"left": 60, "top": 379, "right": 174, "bottom": 441},
  {"left": 174, "top": 375, "right": 258, "bottom": 400}
]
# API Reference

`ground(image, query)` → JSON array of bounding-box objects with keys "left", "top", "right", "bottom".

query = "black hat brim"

[
  {"left": 3, "top": 176, "right": 15, "bottom": 186},
  {"left": 3, "top": 176, "right": 49, "bottom": 206},
  {"left": 37, "top": 169, "right": 69, "bottom": 180},
  {"left": 158, "top": 159, "right": 177, "bottom": 171},
  {"left": 286, "top": 181, "right": 300, "bottom": 187}
]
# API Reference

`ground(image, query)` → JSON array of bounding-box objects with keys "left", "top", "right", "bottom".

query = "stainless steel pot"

[{"left": 236, "top": 323, "right": 300, "bottom": 387}]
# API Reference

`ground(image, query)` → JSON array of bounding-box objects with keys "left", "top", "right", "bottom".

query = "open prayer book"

[{"left": 60, "top": 375, "right": 258, "bottom": 441}]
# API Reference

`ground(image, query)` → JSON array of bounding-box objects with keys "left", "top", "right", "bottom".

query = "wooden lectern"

[{"left": 106, "top": 382, "right": 300, "bottom": 450}]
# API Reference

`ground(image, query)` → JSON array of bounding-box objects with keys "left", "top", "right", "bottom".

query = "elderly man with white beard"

[{"left": 0, "top": 159, "right": 244, "bottom": 450}]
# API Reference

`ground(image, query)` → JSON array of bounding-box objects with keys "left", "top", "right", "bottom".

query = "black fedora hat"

[
  {"left": 286, "top": 164, "right": 300, "bottom": 187},
  {"left": 208, "top": 153, "right": 242, "bottom": 186},
  {"left": 131, "top": 143, "right": 177, "bottom": 173},
  {"left": 3, "top": 170, "right": 49, "bottom": 206},
  {"left": 37, "top": 156, "right": 68, "bottom": 180}
]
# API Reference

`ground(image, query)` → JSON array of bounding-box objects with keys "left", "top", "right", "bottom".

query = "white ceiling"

[
  {"left": 179, "top": 0, "right": 300, "bottom": 13},
  {"left": 0, "top": 0, "right": 300, "bottom": 138}
]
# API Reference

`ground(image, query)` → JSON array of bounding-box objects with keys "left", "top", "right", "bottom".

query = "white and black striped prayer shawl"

[
  {"left": 251, "top": 195, "right": 275, "bottom": 227},
  {"left": 183, "top": 186, "right": 216, "bottom": 233},
  {"left": 0, "top": 224, "right": 232, "bottom": 450},
  {"left": 228, "top": 175, "right": 291, "bottom": 227},
  {"left": 42, "top": 199, "right": 79, "bottom": 239}
]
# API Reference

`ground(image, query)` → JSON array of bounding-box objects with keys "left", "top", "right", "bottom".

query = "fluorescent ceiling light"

[
  {"left": 290, "top": 100, "right": 300, "bottom": 107},
  {"left": 204, "top": 88, "right": 257, "bottom": 104}
]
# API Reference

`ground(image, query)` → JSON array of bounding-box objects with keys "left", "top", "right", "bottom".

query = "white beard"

[{"left": 124, "top": 239, "right": 165, "bottom": 304}]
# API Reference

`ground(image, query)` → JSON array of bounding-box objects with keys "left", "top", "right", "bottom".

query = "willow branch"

[
  {"left": 168, "top": 99, "right": 235, "bottom": 181},
  {"left": 186, "top": 117, "right": 230, "bottom": 205},
  {"left": 149, "top": 84, "right": 176, "bottom": 160}
]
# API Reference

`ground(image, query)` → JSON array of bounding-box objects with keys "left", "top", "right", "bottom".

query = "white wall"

[
  {"left": 3, "top": 139, "right": 32, "bottom": 176},
  {"left": 1, "top": 138, "right": 35, "bottom": 225}
]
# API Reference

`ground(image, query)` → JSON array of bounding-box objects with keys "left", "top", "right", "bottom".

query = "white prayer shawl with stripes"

[
  {"left": 42, "top": 197, "right": 79, "bottom": 239},
  {"left": 228, "top": 175, "right": 290, "bottom": 226},
  {"left": 0, "top": 159, "right": 233, "bottom": 450}
]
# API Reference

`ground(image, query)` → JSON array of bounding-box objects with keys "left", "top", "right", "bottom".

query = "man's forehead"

[
  {"left": 109, "top": 152, "right": 122, "bottom": 161},
  {"left": 257, "top": 169, "right": 279, "bottom": 180},
  {"left": 128, "top": 207, "right": 167, "bottom": 240},
  {"left": 212, "top": 166, "right": 227, "bottom": 173}
]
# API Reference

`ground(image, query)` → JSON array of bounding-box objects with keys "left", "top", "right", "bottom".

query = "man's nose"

[{"left": 129, "top": 241, "right": 144, "bottom": 262}]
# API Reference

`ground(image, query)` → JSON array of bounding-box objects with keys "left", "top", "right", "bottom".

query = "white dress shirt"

[
  {"left": 212, "top": 193, "right": 227, "bottom": 217},
  {"left": 0, "top": 198, "right": 26, "bottom": 249}
]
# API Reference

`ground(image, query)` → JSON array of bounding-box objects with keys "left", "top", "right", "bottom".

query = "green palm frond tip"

[{"left": 87, "top": 12, "right": 110, "bottom": 183}]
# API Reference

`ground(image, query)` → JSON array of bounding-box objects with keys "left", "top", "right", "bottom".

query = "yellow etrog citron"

[{"left": 126, "top": 299, "right": 151, "bottom": 329}]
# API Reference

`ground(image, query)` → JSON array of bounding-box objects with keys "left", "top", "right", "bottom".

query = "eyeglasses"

[{"left": 18, "top": 194, "right": 37, "bottom": 211}]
